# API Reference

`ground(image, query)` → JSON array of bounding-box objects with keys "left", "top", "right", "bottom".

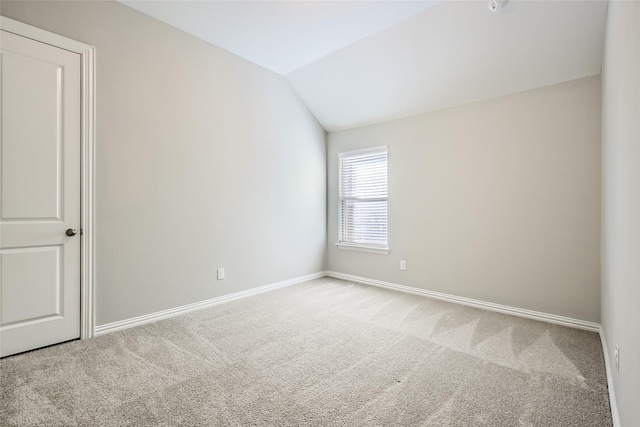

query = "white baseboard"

[
  {"left": 600, "top": 328, "right": 621, "bottom": 427},
  {"left": 96, "top": 270, "right": 601, "bottom": 335},
  {"left": 325, "top": 271, "right": 600, "bottom": 332},
  {"left": 94, "top": 271, "right": 326, "bottom": 336}
]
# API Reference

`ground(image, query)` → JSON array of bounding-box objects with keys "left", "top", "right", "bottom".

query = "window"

[{"left": 338, "top": 146, "right": 389, "bottom": 254}]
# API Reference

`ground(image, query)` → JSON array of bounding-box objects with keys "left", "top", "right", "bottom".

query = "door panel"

[
  {"left": 1, "top": 247, "right": 62, "bottom": 325},
  {"left": 2, "top": 52, "right": 62, "bottom": 220},
  {"left": 0, "top": 30, "right": 81, "bottom": 357}
]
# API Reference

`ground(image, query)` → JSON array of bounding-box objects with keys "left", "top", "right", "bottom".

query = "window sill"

[{"left": 336, "top": 243, "right": 389, "bottom": 255}]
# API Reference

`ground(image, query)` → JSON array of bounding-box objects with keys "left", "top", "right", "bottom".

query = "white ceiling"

[
  {"left": 287, "top": 0, "right": 607, "bottom": 131},
  {"left": 119, "top": 0, "right": 608, "bottom": 132},
  {"left": 119, "top": 0, "right": 439, "bottom": 75}
]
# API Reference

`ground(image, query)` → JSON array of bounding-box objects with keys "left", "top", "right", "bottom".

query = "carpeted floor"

[{"left": 0, "top": 277, "right": 612, "bottom": 426}]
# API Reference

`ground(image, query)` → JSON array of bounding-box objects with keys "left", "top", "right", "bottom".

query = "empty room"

[{"left": 0, "top": 0, "right": 638, "bottom": 425}]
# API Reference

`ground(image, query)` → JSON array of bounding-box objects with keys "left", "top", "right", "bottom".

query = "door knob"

[{"left": 66, "top": 228, "right": 77, "bottom": 237}]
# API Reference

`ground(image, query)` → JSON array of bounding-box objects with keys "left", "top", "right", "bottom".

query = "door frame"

[{"left": 1, "top": 16, "right": 96, "bottom": 339}]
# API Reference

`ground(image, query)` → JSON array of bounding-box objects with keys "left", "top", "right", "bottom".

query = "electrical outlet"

[
  {"left": 217, "top": 268, "right": 225, "bottom": 280},
  {"left": 614, "top": 344, "right": 619, "bottom": 372},
  {"left": 400, "top": 260, "right": 407, "bottom": 271}
]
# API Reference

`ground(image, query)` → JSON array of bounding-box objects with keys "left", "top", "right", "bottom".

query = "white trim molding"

[
  {"left": 1, "top": 16, "right": 97, "bottom": 339},
  {"left": 94, "top": 272, "right": 326, "bottom": 335},
  {"left": 78, "top": 34, "right": 97, "bottom": 340},
  {"left": 336, "top": 243, "right": 389, "bottom": 255},
  {"left": 600, "top": 328, "right": 621, "bottom": 427},
  {"left": 325, "top": 271, "right": 600, "bottom": 332}
]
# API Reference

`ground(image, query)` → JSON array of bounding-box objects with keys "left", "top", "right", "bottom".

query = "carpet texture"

[{"left": 0, "top": 277, "right": 612, "bottom": 426}]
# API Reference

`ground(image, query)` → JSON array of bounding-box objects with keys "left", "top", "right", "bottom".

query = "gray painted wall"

[
  {"left": 601, "top": 1, "right": 640, "bottom": 424},
  {"left": 328, "top": 76, "right": 602, "bottom": 323},
  {"left": 1, "top": 1, "right": 327, "bottom": 326}
]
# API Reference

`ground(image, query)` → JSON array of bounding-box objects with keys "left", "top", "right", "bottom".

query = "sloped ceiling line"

[{"left": 119, "top": 0, "right": 607, "bottom": 132}]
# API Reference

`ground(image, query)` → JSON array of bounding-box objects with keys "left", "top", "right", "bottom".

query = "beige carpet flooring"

[{"left": 1, "top": 277, "right": 612, "bottom": 426}]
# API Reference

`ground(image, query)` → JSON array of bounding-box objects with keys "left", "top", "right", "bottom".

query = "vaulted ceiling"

[{"left": 119, "top": 0, "right": 608, "bottom": 131}]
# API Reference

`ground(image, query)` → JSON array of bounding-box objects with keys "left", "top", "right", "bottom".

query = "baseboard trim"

[
  {"left": 95, "top": 269, "right": 600, "bottom": 335},
  {"left": 325, "top": 271, "right": 600, "bottom": 332},
  {"left": 600, "top": 328, "right": 621, "bottom": 427},
  {"left": 94, "top": 271, "right": 326, "bottom": 336}
]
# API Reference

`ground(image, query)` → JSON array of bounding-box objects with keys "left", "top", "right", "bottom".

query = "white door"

[{"left": 0, "top": 30, "right": 81, "bottom": 357}]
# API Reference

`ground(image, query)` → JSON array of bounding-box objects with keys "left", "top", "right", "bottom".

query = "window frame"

[{"left": 337, "top": 146, "right": 389, "bottom": 255}]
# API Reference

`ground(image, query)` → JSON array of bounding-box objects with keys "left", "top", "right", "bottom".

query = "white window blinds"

[{"left": 338, "top": 146, "right": 388, "bottom": 252}]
